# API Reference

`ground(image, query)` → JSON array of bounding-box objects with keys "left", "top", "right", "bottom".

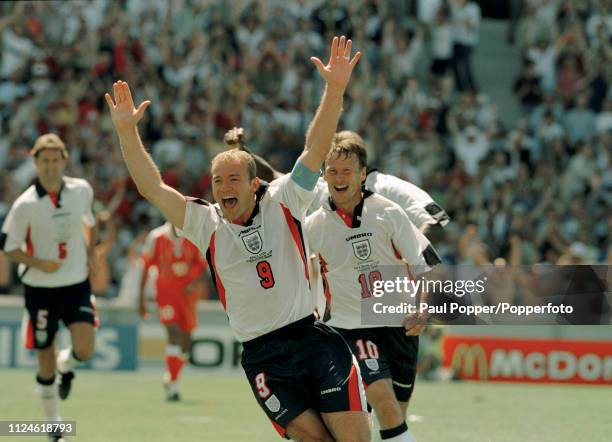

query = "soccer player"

[
  {"left": 106, "top": 37, "right": 371, "bottom": 441},
  {"left": 224, "top": 128, "right": 449, "bottom": 234},
  {"left": 304, "top": 137, "right": 442, "bottom": 442},
  {"left": 0, "top": 133, "right": 97, "bottom": 442},
  {"left": 139, "top": 222, "right": 208, "bottom": 401}
]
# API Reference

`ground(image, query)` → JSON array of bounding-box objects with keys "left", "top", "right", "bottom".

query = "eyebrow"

[{"left": 213, "top": 173, "right": 242, "bottom": 179}]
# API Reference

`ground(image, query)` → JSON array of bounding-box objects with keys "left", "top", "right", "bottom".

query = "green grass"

[{"left": 0, "top": 368, "right": 610, "bottom": 441}]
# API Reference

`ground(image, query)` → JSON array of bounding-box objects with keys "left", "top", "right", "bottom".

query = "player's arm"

[
  {"left": 138, "top": 261, "right": 151, "bottom": 320},
  {"left": 82, "top": 179, "right": 98, "bottom": 270},
  {"left": 105, "top": 81, "right": 186, "bottom": 229},
  {"left": 137, "top": 232, "right": 157, "bottom": 320},
  {"left": 368, "top": 172, "right": 449, "bottom": 231},
  {"left": 388, "top": 206, "right": 442, "bottom": 335},
  {"left": 298, "top": 35, "right": 361, "bottom": 174},
  {"left": 83, "top": 223, "right": 98, "bottom": 274},
  {"left": 0, "top": 203, "right": 60, "bottom": 273}
]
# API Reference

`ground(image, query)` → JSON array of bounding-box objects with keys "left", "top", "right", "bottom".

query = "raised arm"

[
  {"left": 300, "top": 36, "right": 361, "bottom": 172},
  {"left": 105, "top": 81, "right": 186, "bottom": 228}
]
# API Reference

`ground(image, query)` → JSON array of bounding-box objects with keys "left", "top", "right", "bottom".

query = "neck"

[
  {"left": 335, "top": 192, "right": 362, "bottom": 216},
  {"left": 39, "top": 176, "right": 62, "bottom": 193},
  {"left": 231, "top": 196, "right": 257, "bottom": 225}
]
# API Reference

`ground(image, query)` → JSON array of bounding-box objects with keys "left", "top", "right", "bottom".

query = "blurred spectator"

[
  {"left": 450, "top": 0, "right": 481, "bottom": 91},
  {"left": 513, "top": 60, "right": 544, "bottom": 114}
]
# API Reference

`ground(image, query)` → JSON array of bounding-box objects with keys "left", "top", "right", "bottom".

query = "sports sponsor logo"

[
  {"left": 346, "top": 232, "right": 373, "bottom": 242},
  {"left": 352, "top": 239, "right": 371, "bottom": 260},
  {"left": 265, "top": 394, "right": 281, "bottom": 413},
  {"left": 320, "top": 387, "right": 342, "bottom": 395},
  {"left": 242, "top": 231, "right": 263, "bottom": 254},
  {"left": 444, "top": 336, "right": 612, "bottom": 385},
  {"left": 450, "top": 343, "right": 488, "bottom": 380}
]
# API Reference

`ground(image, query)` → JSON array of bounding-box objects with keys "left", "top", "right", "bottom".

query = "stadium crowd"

[{"left": 0, "top": 0, "right": 610, "bottom": 297}]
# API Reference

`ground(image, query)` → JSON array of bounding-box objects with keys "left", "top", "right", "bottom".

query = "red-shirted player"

[{"left": 139, "top": 222, "right": 207, "bottom": 401}]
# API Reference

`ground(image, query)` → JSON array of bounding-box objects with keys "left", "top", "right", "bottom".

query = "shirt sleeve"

[
  {"left": 181, "top": 198, "right": 218, "bottom": 251},
  {"left": 268, "top": 170, "right": 317, "bottom": 220},
  {"left": 388, "top": 205, "right": 441, "bottom": 276},
  {"left": 304, "top": 212, "right": 323, "bottom": 257},
  {"left": 82, "top": 181, "right": 96, "bottom": 227},
  {"left": 367, "top": 172, "right": 448, "bottom": 228},
  {"left": 1, "top": 201, "right": 28, "bottom": 253},
  {"left": 307, "top": 178, "right": 329, "bottom": 215}
]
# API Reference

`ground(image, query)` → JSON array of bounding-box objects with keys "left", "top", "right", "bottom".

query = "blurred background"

[
  {"left": 0, "top": 2, "right": 610, "bottom": 440},
  {"left": 0, "top": 0, "right": 609, "bottom": 300}
]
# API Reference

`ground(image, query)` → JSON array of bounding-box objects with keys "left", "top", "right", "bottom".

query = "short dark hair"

[{"left": 325, "top": 131, "right": 367, "bottom": 168}]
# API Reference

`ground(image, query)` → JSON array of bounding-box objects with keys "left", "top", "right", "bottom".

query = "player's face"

[
  {"left": 34, "top": 149, "right": 66, "bottom": 184},
  {"left": 324, "top": 154, "right": 366, "bottom": 208},
  {"left": 211, "top": 158, "right": 259, "bottom": 222}
]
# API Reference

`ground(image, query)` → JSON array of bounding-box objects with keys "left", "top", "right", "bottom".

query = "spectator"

[
  {"left": 513, "top": 60, "right": 544, "bottom": 114},
  {"left": 450, "top": 0, "right": 481, "bottom": 91}
]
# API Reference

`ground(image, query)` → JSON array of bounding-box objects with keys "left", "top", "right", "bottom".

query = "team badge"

[
  {"left": 352, "top": 239, "right": 371, "bottom": 260},
  {"left": 365, "top": 358, "right": 379, "bottom": 372},
  {"left": 242, "top": 231, "right": 263, "bottom": 254},
  {"left": 35, "top": 330, "right": 47, "bottom": 344},
  {"left": 265, "top": 394, "right": 281, "bottom": 413}
]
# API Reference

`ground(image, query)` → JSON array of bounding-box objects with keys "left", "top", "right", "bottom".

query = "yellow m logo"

[{"left": 451, "top": 343, "right": 488, "bottom": 380}]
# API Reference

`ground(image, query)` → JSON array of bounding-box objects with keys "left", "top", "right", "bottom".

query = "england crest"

[
  {"left": 242, "top": 231, "right": 263, "bottom": 254},
  {"left": 352, "top": 239, "right": 371, "bottom": 260},
  {"left": 365, "top": 358, "right": 379, "bottom": 372},
  {"left": 265, "top": 394, "right": 281, "bottom": 413}
]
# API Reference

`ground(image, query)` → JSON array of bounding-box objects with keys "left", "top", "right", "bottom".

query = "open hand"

[
  {"left": 310, "top": 35, "right": 361, "bottom": 92},
  {"left": 104, "top": 81, "right": 151, "bottom": 133}
]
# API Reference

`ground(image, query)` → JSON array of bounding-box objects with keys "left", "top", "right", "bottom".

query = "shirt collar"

[{"left": 327, "top": 189, "right": 373, "bottom": 228}]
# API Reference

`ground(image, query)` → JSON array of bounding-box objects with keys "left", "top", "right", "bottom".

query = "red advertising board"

[{"left": 442, "top": 336, "right": 612, "bottom": 385}]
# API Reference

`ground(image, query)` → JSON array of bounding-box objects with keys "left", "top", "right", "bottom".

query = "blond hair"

[{"left": 211, "top": 150, "right": 257, "bottom": 180}]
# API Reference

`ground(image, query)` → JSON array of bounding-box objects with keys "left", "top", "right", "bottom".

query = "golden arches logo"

[{"left": 451, "top": 343, "right": 488, "bottom": 380}]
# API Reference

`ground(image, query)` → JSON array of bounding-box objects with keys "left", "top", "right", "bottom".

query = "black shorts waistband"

[{"left": 242, "top": 314, "right": 316, "bottom": 350}]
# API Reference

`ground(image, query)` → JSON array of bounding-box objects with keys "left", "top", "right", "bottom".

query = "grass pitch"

[{"left": 0, "top": 368, "right": 610, "bottom": 441}]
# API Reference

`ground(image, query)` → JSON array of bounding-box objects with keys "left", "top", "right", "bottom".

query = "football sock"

[
  {"left": 380, "top": 422, "right": 415, "bottom": 441},
  {"left": 57, "top": 347, "right": 81, "bottom": 374},
  {"left": 36, "top": 375, "right": 60, "bottom": 421},
  {"left": 165, "top": 345, "right": 185, "bottom": 383}
]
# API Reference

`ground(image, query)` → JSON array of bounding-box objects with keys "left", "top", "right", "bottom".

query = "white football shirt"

[
  {"left": 1, "top": 177, "right": 95, "bottom": 288},
  {"left": 305, "top": 191, "right": 441, "bottom": 330},
  {"left": 309, "top": 170, "right": 449, "bottom": 228},
  {"left": 181, "top": 174, "right": 315, "bottom": 342}
]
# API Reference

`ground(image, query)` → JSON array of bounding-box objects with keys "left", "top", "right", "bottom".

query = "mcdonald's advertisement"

[{"left": 442, "top": 335, "right": 612, "bottom": 385}]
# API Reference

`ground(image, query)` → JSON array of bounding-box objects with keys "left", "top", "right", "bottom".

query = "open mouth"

[
  {"left": 222, "top": 197, "right": 238, "bottom": 209},
  {"left": 334, "top": 185, "right": 349, "bottom": 194}
]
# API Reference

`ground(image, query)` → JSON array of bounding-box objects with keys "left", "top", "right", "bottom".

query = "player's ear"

[
  {"left": 251, "top": 176, "right": 260, "bottom": 192},
  {"left": 359, "top": 166, "right": 366, "bottom": 183}
]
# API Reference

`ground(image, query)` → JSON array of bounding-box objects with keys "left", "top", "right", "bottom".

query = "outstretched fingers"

[
  {"left": 349, "top": 51, "right": 361, "bottom": 67},
  {"left": 343, "top": 39, "right": 352, "bottom": 59},
  {"left": 330, "top": 36, "right": 339, "bottom": 61},
  {"left": 104, "top": 93, "right": 115, "bottom": 110},
  {"left": 337, "top": 35, "right": 345, "bottom": 60},
  {"left": 135, "top": 100, "right": 151, "bottom": 119},
  {"left": 310, "top": 56, "right": 326, "bottom": 74},
  {"left": 121, "top": 81, "right": 135, "bottom": 106},
  {"left": 113, "top": 81, "right": 122, "bottom": 104}
]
